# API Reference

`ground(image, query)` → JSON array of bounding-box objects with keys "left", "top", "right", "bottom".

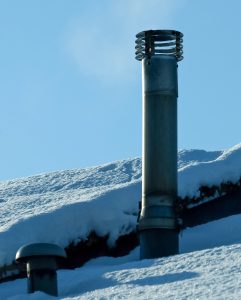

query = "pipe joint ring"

[
  {"left": 143, "top": 194, "right": 174, "bottom": 207},
  {"left": 138, "top": 217, "right": 177, "bottom": 230}
]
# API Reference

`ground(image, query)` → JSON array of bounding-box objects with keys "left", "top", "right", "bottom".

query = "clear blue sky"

[{"left": 1, "top": 0, "right": 241, "bottom": 181}]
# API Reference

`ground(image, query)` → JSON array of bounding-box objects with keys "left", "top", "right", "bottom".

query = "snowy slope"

[{"left": 0, "top": 143, "right": 241, "bottom": 267}]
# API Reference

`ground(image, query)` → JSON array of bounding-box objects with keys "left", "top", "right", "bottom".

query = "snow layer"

[
  {"left": 178, "top": 143, "right": 241, "bottom": 197},
  {"left": 0, "top": 143, "right": 241, "bottom": 266}
]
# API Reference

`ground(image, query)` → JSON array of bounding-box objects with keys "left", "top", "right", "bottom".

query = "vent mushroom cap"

[{"left": 15, "top": 243, "right": 66, "bottom": 263}]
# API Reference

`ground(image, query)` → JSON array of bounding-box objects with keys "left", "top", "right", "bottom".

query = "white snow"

[
  {"left": 178, "top": 142, "right": 241, "bottom": 198},
  {"left": 0, "top": 143, "right": 241, "bottom": 298},
  {"left": 0, "top": 143, "right": 240, "bottom": 267}
]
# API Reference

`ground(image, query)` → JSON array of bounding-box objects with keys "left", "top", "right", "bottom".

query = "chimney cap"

[{"left": 135, "top": 29, "right": 183, "bottom": 62}]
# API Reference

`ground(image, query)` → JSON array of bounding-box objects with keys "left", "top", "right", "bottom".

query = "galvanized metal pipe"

[{"left": 135, "top": 30, "right": 183, "bottom": 259}]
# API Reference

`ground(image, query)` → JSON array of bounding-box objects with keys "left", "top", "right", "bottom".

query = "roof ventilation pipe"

[
  {"left": 16, "top": 243, "right": 66, "bottom": 296},
  {"left": 135, "top": 30, "right": 184, "bottom": 259}
]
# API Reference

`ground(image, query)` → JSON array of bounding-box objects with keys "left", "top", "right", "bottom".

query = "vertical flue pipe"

[{"left": 135, "top": 30, "right": 183, "bottom": 259}]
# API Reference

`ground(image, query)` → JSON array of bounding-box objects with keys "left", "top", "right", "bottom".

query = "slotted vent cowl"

[{"left": 135, "top": 29, "right": 183, "bottom": 62}]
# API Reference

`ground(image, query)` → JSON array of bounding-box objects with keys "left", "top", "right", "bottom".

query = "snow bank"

[
  {"left": 0, "top": 182, "right": 140, "bottom": 265},
  {"left": 178, "top": 143, "right": 241, "bottom": 198},
  {"left": 0, "top": 143, "right": 240, "bottom": 266},
  {"left": 0, "top": 159, "right": 142, "bottom": 265}
]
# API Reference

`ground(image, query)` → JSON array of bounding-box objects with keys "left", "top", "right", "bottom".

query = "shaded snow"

[
  {"left": 0, "top": 143, "right": 240, "bottom": 266},
  {"left": 180, "top": 213, "right": 241, "bottom": 253}
]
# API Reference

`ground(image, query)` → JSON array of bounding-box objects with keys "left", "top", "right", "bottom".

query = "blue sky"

[{"left": 1, "top": 0, "right": 241, "bottom": 181}]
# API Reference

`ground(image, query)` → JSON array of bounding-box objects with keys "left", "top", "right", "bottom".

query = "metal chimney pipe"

[{"left": 135, "top": 30, "right": 183, "bottom": 259}]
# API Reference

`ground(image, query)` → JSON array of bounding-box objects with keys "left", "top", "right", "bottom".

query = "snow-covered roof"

[
  {"left": 0, "top": 143, "right": 240, "bottom": 267},
  {"left": 0, "top": 142, "right": 241, "bottom": 298}
]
